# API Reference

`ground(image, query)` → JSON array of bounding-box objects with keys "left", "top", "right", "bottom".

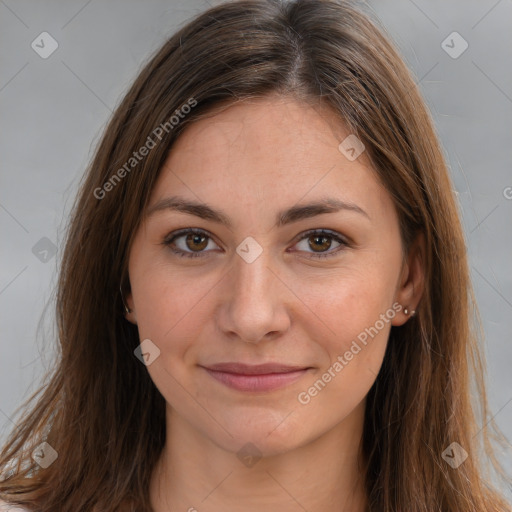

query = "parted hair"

[{"left": 0, "top": 1, "right": 510, "bottom": 510}]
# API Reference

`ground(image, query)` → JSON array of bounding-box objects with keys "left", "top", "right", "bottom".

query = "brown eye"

[
  {"left": 164, "top": 228, "right": 347, "bottom": 260},
  {"left": 293, "top": 229, "right": 347, "bottom": 259},
  {"left": 308, "top": 234, "right": 333, "bottom": 252},
  {"left": 185, "top": 232, "right": 209, "bottom": 251},
  {"left": 163, "top": 229, "right": 219, "bottom": 258}
]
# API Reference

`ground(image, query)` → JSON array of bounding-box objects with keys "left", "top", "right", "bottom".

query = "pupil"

[
  {"left": 311, "top": 235, "right": 330, "bottom": 252},
  {"left": 187, "top": 233, "right": 207, "bottom": 251}
]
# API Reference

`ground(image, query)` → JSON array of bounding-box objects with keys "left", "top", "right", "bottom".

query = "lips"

[{"left": 200, "top": 362, "right": 311, "bottom": 392}]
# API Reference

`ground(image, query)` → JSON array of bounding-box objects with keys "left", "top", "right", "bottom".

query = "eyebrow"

[{"left": 146, "top": 195, "right": 370, "bottom": 228}]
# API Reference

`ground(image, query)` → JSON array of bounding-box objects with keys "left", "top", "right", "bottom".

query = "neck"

[{"left": 150, "top": 402, "right": 368, "bottom": 512}]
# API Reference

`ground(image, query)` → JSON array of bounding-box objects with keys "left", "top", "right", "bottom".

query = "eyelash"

[{"left": 162, "top": 228, "right": 349, "bottom": 260}]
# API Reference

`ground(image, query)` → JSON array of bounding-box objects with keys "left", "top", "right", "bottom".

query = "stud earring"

[{"left": 404, "top": 307, "right": 409, "bottom": 315}]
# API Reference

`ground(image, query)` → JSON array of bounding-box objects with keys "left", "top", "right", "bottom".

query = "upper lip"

[{"left": 201, "top": 362, "right": 310, "bottom": 375}]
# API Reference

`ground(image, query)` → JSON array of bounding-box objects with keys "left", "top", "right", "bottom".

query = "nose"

[{"left": 216, "top": 246, "right": 291, "bottom": 344}]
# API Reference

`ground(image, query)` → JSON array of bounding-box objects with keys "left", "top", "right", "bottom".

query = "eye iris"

[
  {"left": 186, "top": 233, "right": 208, "bottom": 251},
  {"left": 309, "top": 234, "right": 331, "bottom": 252}
]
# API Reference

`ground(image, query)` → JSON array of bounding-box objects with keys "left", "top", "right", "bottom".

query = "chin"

[{"left": 206, "top": 407, "right": 311, "bottom": 456}]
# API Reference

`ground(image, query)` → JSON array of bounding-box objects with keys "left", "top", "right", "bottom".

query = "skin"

[{"left": 126, "top": 94, "right": 425, "bottom": 512}]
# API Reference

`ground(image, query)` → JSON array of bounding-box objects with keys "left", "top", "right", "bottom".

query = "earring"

[
  {"left": 403, "top": 306, "right": 416, "bottom": 317},
  {"left": 120, "top": 285, "right": 131, "bottom": 314}
]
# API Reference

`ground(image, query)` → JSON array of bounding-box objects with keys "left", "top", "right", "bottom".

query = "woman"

[{"left": 0, "top": 0, "right": 510, "bottom": 510}]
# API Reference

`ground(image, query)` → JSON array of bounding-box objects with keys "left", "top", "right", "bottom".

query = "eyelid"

[
  {"left": 163, "top": 227, "right": 218, "bottom": 246},
  {"left": 289, "top": 228, "right": 348, "bottom": 246}
]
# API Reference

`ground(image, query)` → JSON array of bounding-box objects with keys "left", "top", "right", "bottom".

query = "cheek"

[
  {"left": 131, "top": 267, "right": 220, "bottom": 367},
  {"left": 295, "top": 293, "right": 393, "bottom": 424},
  {"left": 293, "top": 264, "right": 396, "bottom": 394},
  {"left": 295, "top": 263, "right": 397, "bottom": 345}
]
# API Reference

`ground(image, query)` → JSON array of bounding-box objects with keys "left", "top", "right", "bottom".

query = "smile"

[{"left": 200, "top": 363, "right": 311, "bottom": 392}]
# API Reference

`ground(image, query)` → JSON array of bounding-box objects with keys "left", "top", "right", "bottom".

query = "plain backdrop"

[{"left": 1, "top": 0, "right": 511, "bottom": 501}]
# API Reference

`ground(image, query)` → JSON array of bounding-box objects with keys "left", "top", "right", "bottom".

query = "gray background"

[{"left": 1, "top": 0, "right": 511, "bottom": 501}]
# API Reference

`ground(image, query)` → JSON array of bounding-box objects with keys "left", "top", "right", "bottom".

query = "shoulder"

[{"left": 0, "top": 498, "right": 30, "bottom": 511}]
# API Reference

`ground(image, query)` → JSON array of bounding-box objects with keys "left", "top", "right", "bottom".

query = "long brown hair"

[{"left": 1, "top": 1, "right": 510, "bottom": 510}]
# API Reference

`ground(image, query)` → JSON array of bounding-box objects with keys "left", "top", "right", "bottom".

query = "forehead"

[
  {"left": 150, "top": 95, "right": 395, "bottom": 228},
  {"left": 167, "top": 95, "right": 356, "bottom": 170}
]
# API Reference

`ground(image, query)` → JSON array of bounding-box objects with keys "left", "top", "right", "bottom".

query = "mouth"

[{"left": 199, "top": 362, "right": 312, "bottom": 392}]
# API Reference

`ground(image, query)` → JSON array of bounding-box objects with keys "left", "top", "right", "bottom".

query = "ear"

[
  {"left": 123, "top": 288, "right": 138, "bottom": 325},
  {"left": 391, "top": 232, "right": 426, "bottom": 326}
]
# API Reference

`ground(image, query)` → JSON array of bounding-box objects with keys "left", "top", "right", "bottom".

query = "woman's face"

[{"left": 127, "top": 95, "right": 415, "bottom": 456}]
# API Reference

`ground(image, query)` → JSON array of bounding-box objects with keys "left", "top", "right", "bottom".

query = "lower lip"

[{"left": 202, "top": 368, "right": 309, "bottom": 392}]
